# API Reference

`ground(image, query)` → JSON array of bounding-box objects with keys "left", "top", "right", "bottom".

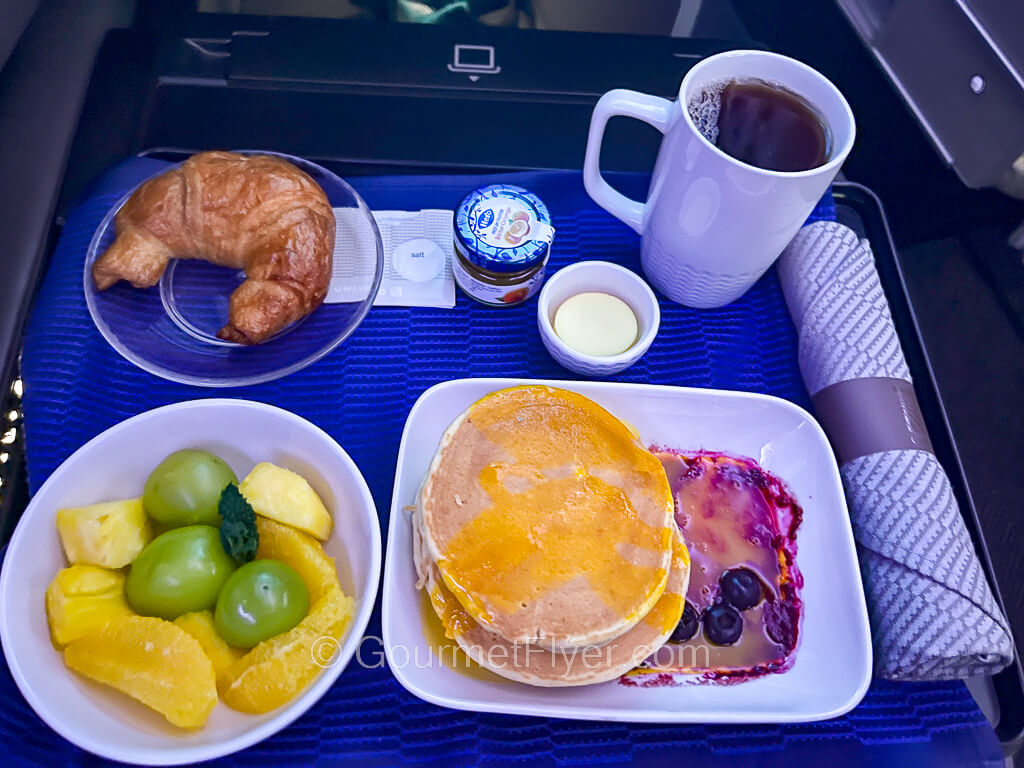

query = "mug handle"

[{"left": 583, "top": 89, "right": 677, "bottom": 235}]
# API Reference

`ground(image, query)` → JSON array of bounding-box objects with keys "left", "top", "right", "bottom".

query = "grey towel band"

[{"left": 812, "top": 377, "right": 933, "bottom": 464}]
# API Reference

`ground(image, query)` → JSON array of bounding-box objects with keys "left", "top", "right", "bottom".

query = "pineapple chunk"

[
  {"left": 240, "top": 463, "right": 333, "bottom": 540},
  {"left": 174, "top": 610, "right": 243, "bottom": 687},
  {"left": 57, "top": 498, "right": 152, "bottom": 568},
  {"left": 45, "top": 564, "right": 134, "bottom": 649}
]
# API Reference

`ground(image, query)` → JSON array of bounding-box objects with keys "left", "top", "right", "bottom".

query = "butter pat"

[{"left": 553, "top": 292, "right": 639, "bottom": 357}]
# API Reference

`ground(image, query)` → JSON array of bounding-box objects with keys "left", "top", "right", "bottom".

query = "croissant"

[{"left": 92, "top": 151, "right": 335, "bottom": 344}]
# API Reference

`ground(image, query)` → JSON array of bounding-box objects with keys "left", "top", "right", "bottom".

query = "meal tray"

[{"left": 0, "top": 163, "right": 1006, "bottom": 766}]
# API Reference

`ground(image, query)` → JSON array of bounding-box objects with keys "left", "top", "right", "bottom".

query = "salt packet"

[{"left": 325, "top": 208, "right": 455, "bottom": 309}]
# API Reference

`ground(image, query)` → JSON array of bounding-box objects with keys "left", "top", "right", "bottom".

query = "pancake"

[
  {"left": 418, "top": 386, "right": 676, "bottom": 648},
  {"left": 413, "top": 513, "right": 689, "bottom": 687}
]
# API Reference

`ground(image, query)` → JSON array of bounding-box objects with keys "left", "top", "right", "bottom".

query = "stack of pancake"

[{"left": 413, "top": 386, "right": 690, "bottom": 686}]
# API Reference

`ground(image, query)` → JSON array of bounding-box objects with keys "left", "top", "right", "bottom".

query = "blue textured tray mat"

[{"left": 2, "top": 161, "right": 1002, "bottom": 768}]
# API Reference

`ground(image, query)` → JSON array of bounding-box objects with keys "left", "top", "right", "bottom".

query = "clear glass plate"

[{"left": 84, "top": 152, "right": 384, "bottom": 387}]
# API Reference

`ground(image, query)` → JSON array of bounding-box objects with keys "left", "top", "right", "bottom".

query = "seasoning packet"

[{"left": 325, "top": 208, "right": 456, "bottom": 309}]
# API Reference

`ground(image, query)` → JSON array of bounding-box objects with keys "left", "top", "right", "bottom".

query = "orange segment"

[
  {"left": 63, "top": 616, "right": 217, "bottom": 728},
  {"left": 219, "top": 584, "right": 354, "bottom": 713},
  {"left": 255, "top": 517, "right": 340, "bottom": 600}
]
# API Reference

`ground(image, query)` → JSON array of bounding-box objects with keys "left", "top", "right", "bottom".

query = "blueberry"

[
  {"left": 703, "top": 603, "right": 743, "bottom": 645},
  {"left": 719, "top": 568, "right": 763, "bottom": 610},
  {"left": 670, "top": 602, "right": 700, "bottom": 643}
]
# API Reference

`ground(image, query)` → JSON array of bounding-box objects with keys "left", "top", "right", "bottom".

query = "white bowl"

[
  {"left": 538, "top": 261, "right": 660, "bottom": 376},
  {"left": 382, "top": 378, "right": 872, "bottom": 723},
  {"left": 0, "top": 399, "right": 381, "bottom": 766}
]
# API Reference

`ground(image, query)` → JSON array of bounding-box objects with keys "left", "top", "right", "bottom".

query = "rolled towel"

[{"left": 778, "top": 220, "right": 1014, "bottom": 680}]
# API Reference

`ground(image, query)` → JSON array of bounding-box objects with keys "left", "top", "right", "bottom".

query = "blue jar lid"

[{"left": 454, "top": 184, "right": 555, "bottom": 273}]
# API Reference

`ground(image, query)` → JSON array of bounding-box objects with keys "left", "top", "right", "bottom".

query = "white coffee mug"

[{"left": 584, "top": 50, "right": 855, "bottom": 308}]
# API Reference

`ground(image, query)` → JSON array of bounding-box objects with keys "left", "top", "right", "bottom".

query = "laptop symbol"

[{"left": 447, "top": 44, "right": 501, "bottom": 75}]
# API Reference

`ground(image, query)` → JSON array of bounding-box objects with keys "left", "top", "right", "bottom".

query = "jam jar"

[{"left": 453, "top": 184, "right": 555, "bottom": 306}]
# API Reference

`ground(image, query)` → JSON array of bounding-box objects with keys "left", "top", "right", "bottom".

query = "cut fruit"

[
  {"left": 255, "top": 517, "right": 339, "bottom": 600},
  {"left": 63, "top": 615, "right": 217, "bottom": 728},
  {"left": 173, "top": 610, "right": 244, "bottom": 686},
  {"left": 56, "top": 498, "right": 152, "bottom": 568},
  {"left": 219, "top": 584, "right": 354, "bottom": 714},
  {"left": 45, "top": 564, "right": 135, "bottom": 649},
  {"left": 240, "top": 462, "right": 332, "bottom": 540}
]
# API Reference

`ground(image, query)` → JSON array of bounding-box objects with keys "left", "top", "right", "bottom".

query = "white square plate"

[{"left": 382, "top": 378, "right": 871, "bottom": 723}]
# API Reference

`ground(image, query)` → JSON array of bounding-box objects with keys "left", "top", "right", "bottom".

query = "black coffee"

[{"left": 688, "top": 79, "right": 829, "bottom": 172}]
